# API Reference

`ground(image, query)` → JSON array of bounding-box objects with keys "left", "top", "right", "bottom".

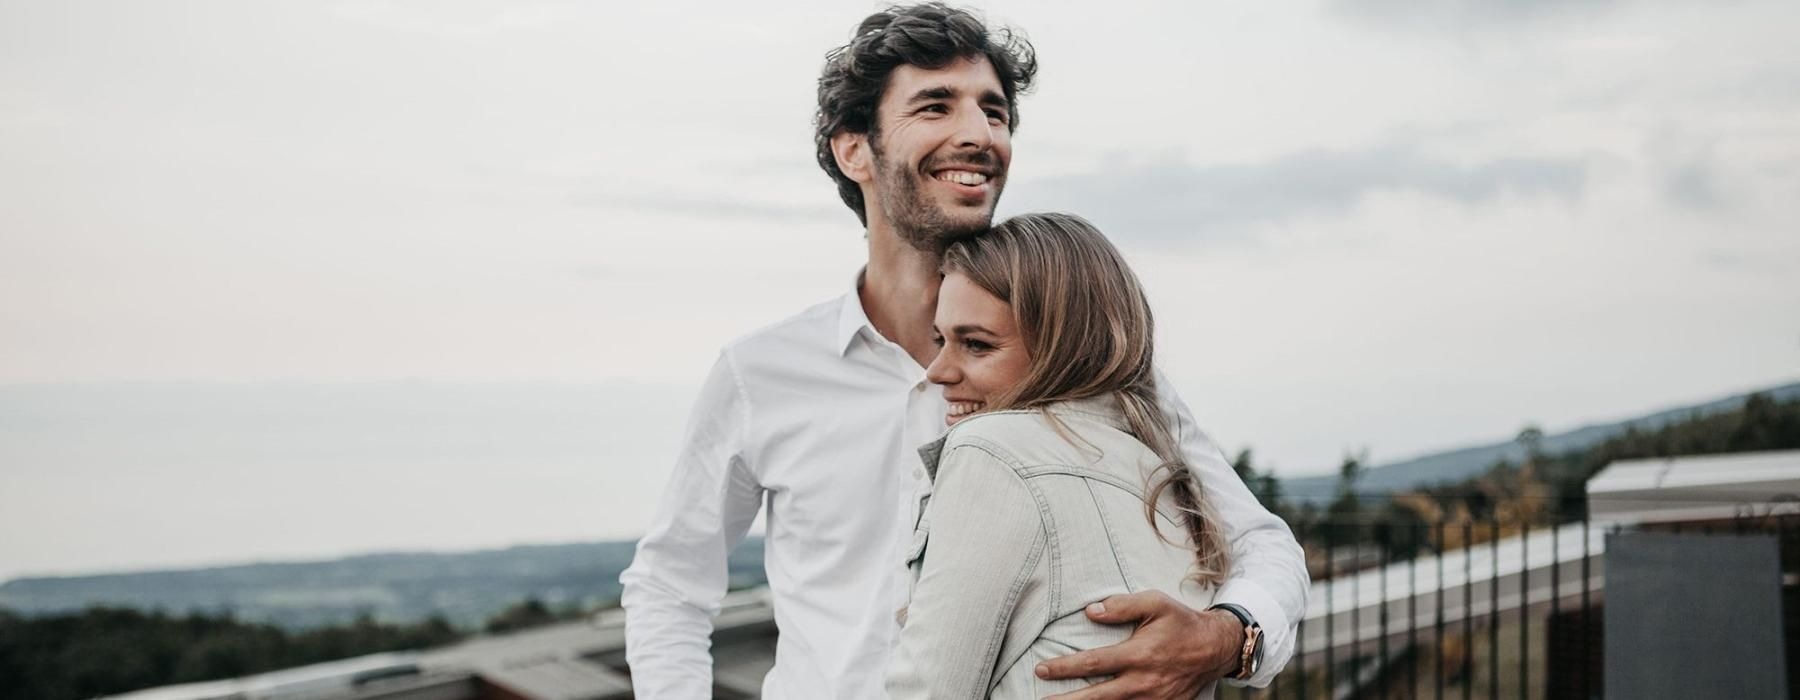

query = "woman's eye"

[
  {"left": 931, "top": 335, "right": 945, "bottom": 347},
  {"left": 964, "top": 339, "right": 993, "bottom": 352}
]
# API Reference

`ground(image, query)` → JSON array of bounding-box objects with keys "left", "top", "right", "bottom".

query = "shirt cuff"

[{"left": 1213, "top": 579, "right": 1289, "bottom": 686}]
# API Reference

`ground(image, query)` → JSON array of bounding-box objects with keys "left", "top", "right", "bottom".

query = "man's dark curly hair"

[{"left": 814, "top": 3, "right": 1038, "bottom": 226}]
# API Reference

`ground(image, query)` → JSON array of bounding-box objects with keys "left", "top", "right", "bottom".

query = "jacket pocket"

[
  {"left": 904, "top": 526, "right": 929, "bottom": 568},
  {"left": 896, "top": 527, "right": 931, "bottom": 628}
]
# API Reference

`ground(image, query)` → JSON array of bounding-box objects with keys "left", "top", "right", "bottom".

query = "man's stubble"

[{"left": 870, "top": 142, "right": 1003, "bottom": 255}]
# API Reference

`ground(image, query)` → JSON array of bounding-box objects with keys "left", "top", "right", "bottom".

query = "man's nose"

[{"left": 951, "top": 104, "right": 994, "bottom": 151}]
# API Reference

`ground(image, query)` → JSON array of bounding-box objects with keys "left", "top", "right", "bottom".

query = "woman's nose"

[{"left": 925, "top": 348, "right": 957, "bottom": 386}]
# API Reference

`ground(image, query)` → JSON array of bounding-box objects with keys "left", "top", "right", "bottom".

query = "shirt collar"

[{"left": 834, "top": 268, "right": 873, "bottom": 357}]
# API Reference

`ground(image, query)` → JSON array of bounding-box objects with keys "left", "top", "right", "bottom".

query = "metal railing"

[{"left": 1222, "top": 511, "right": 1800, "bottom": 700}]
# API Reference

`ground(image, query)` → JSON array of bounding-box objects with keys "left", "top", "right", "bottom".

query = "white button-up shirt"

[{"left": 620, "top": 281, "right": 1308, "bottom": 698}]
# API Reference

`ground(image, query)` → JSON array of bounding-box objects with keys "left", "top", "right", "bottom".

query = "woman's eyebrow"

[{"left": 950, "top": 324, "right": 995, "bottom": 336}]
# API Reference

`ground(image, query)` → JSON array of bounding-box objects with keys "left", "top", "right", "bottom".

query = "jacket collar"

[{"left": 915, "top": 394, "right": 1132, "bottom": 482}]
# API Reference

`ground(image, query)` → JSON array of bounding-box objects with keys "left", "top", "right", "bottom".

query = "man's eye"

[
  {"left": 985, "top": 109, "right": 1009, "bottom": 124},
  {"left": 922, "top": 104, "right": 948, "bottom": 114}
]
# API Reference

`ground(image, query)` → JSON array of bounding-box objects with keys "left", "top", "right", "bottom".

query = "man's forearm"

[{"left": 620, "top": 576, "right": 721, "bottom": 697}]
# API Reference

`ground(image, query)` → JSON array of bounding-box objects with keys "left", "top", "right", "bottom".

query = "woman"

[{"left": 886, "top": 213, "right": 1234, "bottom": 698}]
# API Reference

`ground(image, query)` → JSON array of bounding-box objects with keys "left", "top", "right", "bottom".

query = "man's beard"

[{"left": 871, "top": 149, "right": 1002, "bottom": 253}]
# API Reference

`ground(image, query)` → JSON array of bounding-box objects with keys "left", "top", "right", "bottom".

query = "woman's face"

[{"left": 926, "top": 271, "right": 1033, "bottom": 427}]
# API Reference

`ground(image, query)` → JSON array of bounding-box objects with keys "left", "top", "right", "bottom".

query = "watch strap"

[{"left": 1207, "top": 603, "right": 1263, "bottom": 680}]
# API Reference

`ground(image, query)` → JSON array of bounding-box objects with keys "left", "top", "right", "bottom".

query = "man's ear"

[{"left": 831, "top": 130, "right": 874, "bottom": 185}]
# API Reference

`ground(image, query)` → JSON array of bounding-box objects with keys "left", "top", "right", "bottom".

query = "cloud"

[
  {"left": 326, "top": 1, "right": 567, "bottom": 38},
  {"left": 569, "top": 191, "right": 847, "bottom": 225},
  {"left": 1328, "top": 0, "right": 1618, "bottom": 32},
  {"left": 1665, "top": 162, "right": 1725, "bottom": 210},
  {"left": 1005, "top": 143, "right": 1586, "bottom": 246}
]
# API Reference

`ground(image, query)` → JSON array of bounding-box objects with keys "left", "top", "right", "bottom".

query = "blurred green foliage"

[{"left": 0, "top": 606, "right": 459, "bottom": 700}]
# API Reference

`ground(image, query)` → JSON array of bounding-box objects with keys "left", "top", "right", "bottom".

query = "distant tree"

[
  {"left": 0, "top": 606, "right": 461, "bottom": 700},
  {"left": 483, "top": 598, "right": 558, "bottom": 634},
  {"left": 1253, "top": 472, "right": 1284, "bottom": 513},
  {"left": 1231, "top": 448, "right": 1255, "bottom": 483},
  {"left": 1516, "top": 424, "right": 1544, "bottom": 463},
  {"left": 1325, "top": 450, "right": 1369, "bottom": 545}
]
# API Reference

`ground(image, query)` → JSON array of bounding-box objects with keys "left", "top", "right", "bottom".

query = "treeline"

[
  {"left": 0, "top": 597, "right": 586, "bottom": 700},
  {"left": 1233, "top": 391, "right": 1800, "bottom": 567}
]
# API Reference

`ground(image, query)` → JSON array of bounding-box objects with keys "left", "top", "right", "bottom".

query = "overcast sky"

[{"left": 3, "top": 0, "right": 1797, "bottom": 579}]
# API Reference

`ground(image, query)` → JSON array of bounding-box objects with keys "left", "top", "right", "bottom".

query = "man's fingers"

[
  {"left": 1083, "top": 590, "right": 1178, "bottom": 624},
  {"left": 1040, "top": 675, "right": 1148, "bottom": 700},
  {"left": 1035, "top": 645, "right": 1133, "bottom": 681}
]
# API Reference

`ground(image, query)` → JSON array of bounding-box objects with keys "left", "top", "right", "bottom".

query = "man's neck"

[{"left": 860, "top": 222, "right": 942, "bottom": 369}]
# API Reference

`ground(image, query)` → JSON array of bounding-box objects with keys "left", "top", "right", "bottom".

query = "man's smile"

[
  {"left": 929, "top": 167, "right": 994, "bottom": 198},
  {"left": 933, "top": 170, "right": 988, "bottom": 185}
]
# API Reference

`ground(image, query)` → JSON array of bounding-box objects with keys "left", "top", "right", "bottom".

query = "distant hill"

[
  {"left": 1281, "top": 382, "right": 1800, "bottom": 504},
  {"left": 0, "top": 538, "right": 766, "bottom": 630}
]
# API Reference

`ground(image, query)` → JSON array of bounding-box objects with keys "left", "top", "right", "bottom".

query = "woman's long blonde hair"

[{"left": 940, "top": 212, "right": 1230, "bottom": 586}]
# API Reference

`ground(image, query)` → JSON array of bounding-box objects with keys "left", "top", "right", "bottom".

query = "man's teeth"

[
  {"left": 935, "top": 171, "right": 988, "bottom": 186},
  {"left": 948, "top": 402, "right": 984, "bottom": 417}
]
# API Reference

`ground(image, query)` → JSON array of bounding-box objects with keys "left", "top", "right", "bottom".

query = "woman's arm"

[{"left": 886, "top": 442, "right": 1048, "bottom": 699}]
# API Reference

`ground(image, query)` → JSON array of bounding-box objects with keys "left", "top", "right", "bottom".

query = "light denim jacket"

[{"left": 886, "top": 396, "right": 1221, "bottom": 699}]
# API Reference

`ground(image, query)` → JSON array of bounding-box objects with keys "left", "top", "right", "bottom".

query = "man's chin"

[{"left": 901, "top": 215, "right": 991, "bottom": 252}]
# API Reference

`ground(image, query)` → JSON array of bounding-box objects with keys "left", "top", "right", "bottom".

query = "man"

[{"left": 620, "top": 5, "right": 1308, "bottom": 698}]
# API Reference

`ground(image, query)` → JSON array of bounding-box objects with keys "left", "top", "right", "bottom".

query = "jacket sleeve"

[
  {"left": 886, "top": 442, "right": 1047, "bottom": 700},
  {"left": 1157, "top": 371, "right": 1310, "bottom": 687},
  {"left": 619, "top": 351, "right": 764, "bottom": 699}
]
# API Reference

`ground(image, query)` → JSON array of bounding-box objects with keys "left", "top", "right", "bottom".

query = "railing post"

[
  {"left": 1410, "top": 522, "right": 1419, "bottom": 698},
  {"left": 1326, "top": 520, "right": 1336, "bottom": 700},
  {"left": 1490, "top": 520, "right": 1500, "bottom": 700},
  {"left": 1380, "top": 521, "right": 1390, "bottom": 694},
  {"left": 1353, "top": 520, "right": 1362, "bottom": 691},
  {"left": 1580, "top": 517, "right": 1591, "bottom": 700},
  {"left": 1520, "top": 522, "right": 1528, "bottom": 700},
  {"left": 1550, "top": 519, "right": 1559, "bottom": 700},
  {"left": 1436, "top": 520, "right": 1446, "bottom": 700},
  {"left": 1464, "top": 521, "right": 1473, "bottom": 700}
]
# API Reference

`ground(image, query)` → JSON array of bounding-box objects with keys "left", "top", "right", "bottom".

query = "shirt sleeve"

[
  {"left": 886, "top": 442, "right": 1047, "bottom": 700},
  {"left": 1157, "top": 371, "right": 1310, "bottom": 687},
  {"left": 619, "top": 351, "right": 765, "bottom": 699}
]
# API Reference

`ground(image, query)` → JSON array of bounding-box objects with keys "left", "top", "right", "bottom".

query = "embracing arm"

[
  {"left": 887, "top": 443, "right": 1046, "bottom": 700},
  {"left": 618, "top": 352, "right": 764, "bottom": 699},
  {"left": 1160, "top": 375, "right": 1308, "bottom": 687},
  {"left": 1035, "top": 378, "right": 1309, "bottom": 697}
]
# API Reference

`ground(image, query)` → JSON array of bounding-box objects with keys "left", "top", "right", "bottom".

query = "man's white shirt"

[{"left": 620, "top": 280, "right": 1309, "bottom": 698}]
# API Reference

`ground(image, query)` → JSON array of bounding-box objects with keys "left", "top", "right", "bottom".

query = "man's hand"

[{"left": 1034, "top": 591, "right": 1244, "bottom": 699}]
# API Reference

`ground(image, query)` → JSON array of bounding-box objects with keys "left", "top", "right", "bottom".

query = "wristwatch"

[{"left": 1207, "top": 603, "right": 1263, "bottom": 680}]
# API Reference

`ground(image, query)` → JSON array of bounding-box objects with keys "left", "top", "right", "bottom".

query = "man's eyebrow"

[
  {"left": 906, "top": 86, "right": 957, "bottom": 104},
  {"left": 906, "top": 86, "right": 1010, "bottom": 112}
]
